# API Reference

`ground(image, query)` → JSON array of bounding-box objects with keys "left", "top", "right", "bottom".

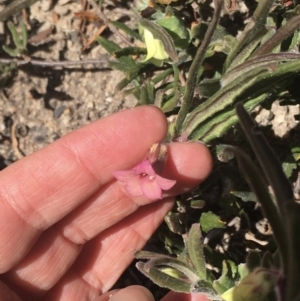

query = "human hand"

[{"left": 0, "top": 106, "right": 212, "bottom": 301}]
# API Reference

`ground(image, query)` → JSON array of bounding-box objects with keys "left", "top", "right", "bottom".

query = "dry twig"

[
  {"left": 11, "top": 121, "right": 24, "bottom": 159},
  {"left": 0, "top": 0, "right": 40, "bottom": 21},
  {"left": 0, "top": 57, "right": 111, "bottom": 68},
  {"left": 87, "top": 0, "right": 134, "bottom": 47}
]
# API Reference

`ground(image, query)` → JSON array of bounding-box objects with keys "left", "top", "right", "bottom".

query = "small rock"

[
  {"left": 41, "top": 0, "right": 52, "bottom": 12},
  {"left": 0, "top": 22, "right": 4, "bottom": 34},
  {"left": 255, "top": 108, "right": 274, "bottom": 126},
  {"left": 54, "top": 105, "right": 66, "bottom": 119},
  {"left": 54, "top": 5, "right": 69, "bottom": 16},
  {"left": 58, "top": 0, "right": 73, "bottom": 5}
]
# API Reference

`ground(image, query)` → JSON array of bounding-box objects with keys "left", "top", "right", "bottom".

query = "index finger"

[{"left": 0, "top": 106, "right": 168, "bottom": 273}]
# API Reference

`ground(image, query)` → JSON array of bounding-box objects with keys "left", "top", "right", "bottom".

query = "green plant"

[
  {"left": 98, "top": 0, "right": 300, "bottom": 143},
  {"left": 3, "top": 21, "right": 28, "bottom": 57},
  {"left": 97, "top": 0, "right": 300, "bottom": 299},
  {"left": 135, "top": 103, "right": 299, "bottom": 301}
]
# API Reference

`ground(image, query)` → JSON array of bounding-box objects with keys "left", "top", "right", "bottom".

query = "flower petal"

[
  {"left": 124, "top": 175, "right": 144, "bottom": 196},
  {"left": 156, "top": 175, "right": 176, "bottom": 190},
  {"left": 113, "top": 169, "right": 137, "bottom": 182},
  {"left": 141, "top": 176, "right": 163, "bottom": 200},
  {"left": 143, "top": 28, "right": 158, "bottom": 61},
  {"left": 153, "top": 38, "right": 169, "bottom": 60},
  {"left": 134, "top": 160, "right": 156, "bottom": 176}
]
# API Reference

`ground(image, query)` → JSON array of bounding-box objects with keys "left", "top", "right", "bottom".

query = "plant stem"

[
  {"left": 174, "top": 0, "right": 223, "bottom": 136},
  {"left": 0, "top": 57, "right": 110, "bottom": 68}
]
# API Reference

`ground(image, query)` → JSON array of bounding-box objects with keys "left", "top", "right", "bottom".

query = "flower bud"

[{"left": 221, "top": 268, "right": 277, "bottom": 301}]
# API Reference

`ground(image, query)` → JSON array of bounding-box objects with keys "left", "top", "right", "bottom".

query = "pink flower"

[{"left": 113, "top": 160, "right": 176, "bottom": 200}]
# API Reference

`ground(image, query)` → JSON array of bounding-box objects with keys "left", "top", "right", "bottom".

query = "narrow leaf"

[
  {"left": 187, "top": 224, "right": 207, "bottom": 280},
  {"left": 235, "top": 103, "right": 294, "bottom": 208},
  {"left": 224, "top": 0, "right": 275, "bottom": 70},
  {"left": 7, "top": 22, "right": 23, "bottom": 50},
  {"left": 110, "top": 20, "right": 143, "bottom": 41},
  {"left": 21, "top": 23, "right": 27, "bottom": 49},
  {"left": 213, "top": 261, "right": 236, "bottom": 295},
  {"left": 221, "top": 53, "right": 300, "bottom": 87},
  {"left": 252, "top": 14, "right": 300, "bottom": 57},
  {"left": 226, "top": 144, "right": 288, "bottom": 272},
  {"left": 194, "top": 93, "right": 267, "bottom": 142},
  {"left": 113, "top": 47, "right": 147, "bottom": 58},
  {"left": 143, "top": 257, "right": 200, "bottom": 283},
  {"left": 96, "top": 36, "right": 136, "bottom": 66},
  {"left": 227, "top": 28, "right": 268, "bottom": 71},
  {"left": 136, "top": 262, "right": 192, "bottom": 293}
]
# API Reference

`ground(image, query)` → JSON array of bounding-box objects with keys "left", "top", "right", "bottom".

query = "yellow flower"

[
  {"left": 221, "top": 268, "right": 277, "bottom": 301},
  {"left": 142, "top": 28, "right": 169, "bottom": 64}
]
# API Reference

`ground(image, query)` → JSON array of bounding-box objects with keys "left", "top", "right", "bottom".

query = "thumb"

[
  {"left": 95, "top": 286, "right": 155, "bottom": 301},
  {"left": 160, "top": 291, "right": 210, "bottom": 301}
]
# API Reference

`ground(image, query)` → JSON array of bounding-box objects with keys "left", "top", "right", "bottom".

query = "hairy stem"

[{"left": 174, "top": 0, "right": 223, "bottom": 136}]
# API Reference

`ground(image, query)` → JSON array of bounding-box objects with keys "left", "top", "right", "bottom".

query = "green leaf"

[
  {"left": 226, "top": 141, "right": 288, "bottom": 273},
  {"left": 136, "top": 262, "right": 191, "bottom": 293},
  {"left": 237, "top": 263, "right": 249, "bottom": 280},
  {"left": 110, "top": 20, "right": 142, "bottom": 41},
  {"left": 161, "top": 65, "right": 180, "bottom": 112},
  {"left": 185, "top": 73, "right": 263, "bottom": 139},
  {"left": 113, "top": 47, "right": 147, "bottom": 58},
  {"left": 155, "top": 12, "right": 190, "bottom": 49},
  {"left": 152, "top": 68, "right": 173, "bottom": 84},
  {"left": 252, "top": 14, "right": 300, "bottom": 57},
  {"left": 282, "top": 147, "right": 300, "bottom": 178},
  {"left": 2, "top": 45, "right": 20, "bottom": 57},
  {"left": 8, "top": 21, "right": 23, "bottom": 50},
  {"left": 230, "top": 191, "right": 257, "bottom": 202},
  {"left": 227, "top": 28, "right": 268, "bottom": 70},
  {"left": 197, "top": 78, "right": 221, "bottom": 98},
  {"left": 235, "top": 103, "right": 294, "bottom": 210},
  {"left": 21, "top": 23, "right": 27, "bottom": 49},
  {"left": 224, "top": 0, "right": 275, "bottom": 70},
  {"left": 186, "top": 58, "right": 300, "bottom": 140},
  {"left": 139, "top": 80, "right": 155, "bottom": 105},
  {"left": 190, "top": 200, "right": 206, "bottom": 209},
  {"left": 96, "top": 36, "right": 136, "bottom": 66},
  {"left": 216, "top": 144, "right": 234, "bottom": 162},
  {"left": 197, "top": 93, "right": 267, "bottom": 142},
  {"left": 187, "top": 224, "right": 207, "bottom": 280},
  {"left": 200, "top": 211, "right": 225, "bottom": 233},
  {"left": 190, "top": 280, "right": 220, "bottom": 299},
  {"left": 222, "top": 53, "right": 300, "bottom": 87},
  {"left": 164, "top": 211, "right": 186, "bottom": 235},
  {"left": 213, "top": 261, "right": 236, "bottom": 295}
]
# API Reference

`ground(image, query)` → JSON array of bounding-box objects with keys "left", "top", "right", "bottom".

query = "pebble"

[
  {"left": 41, "top": 0, "right": 53, "bottom": 12},
  {"left": 54, "top": 105, "right": 66, "bottom": 119},
  {"left": 54, "top": 5, "right": 69, "bottom": 16},
  {"left": 58, "top": 0, "right": 73, "bottom": 5}
]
